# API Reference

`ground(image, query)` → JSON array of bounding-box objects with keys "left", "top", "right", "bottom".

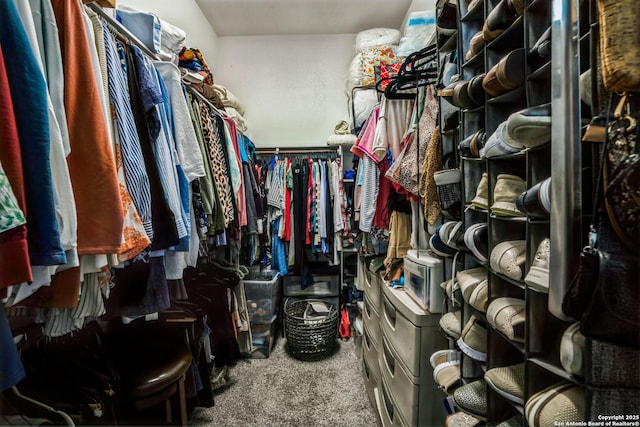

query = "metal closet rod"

[
  {"left": 186, "top": 85, "right": 228, "bottom": 119},
  {"left": 85, "top": 2, "right": 160, "bottom": 61},
  {"left": 255, "top": 148, "right": 340, "bottom": 155}
]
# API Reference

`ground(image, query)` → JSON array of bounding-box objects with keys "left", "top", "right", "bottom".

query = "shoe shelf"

[
  {"left": 462, "top": 49, "right": 484, "bottom": 70},
  {"left": 486, "top": 85, "right": 527, "bottom": 105},
  {"left": 488, "top": 214, "right": 527, "bottom": 223},
  {"left": 527, "top": 61, "right": 551, "bottom": 81},
  {"left": 486, "top": 16, "right": 525, "bottom": 51},
  {"left": 527, "top": 357, "right": 584, "bottom": 386},
  {"left": 527, "top": 0, "right": 551, "bottom": 11},
  {"left": 439, "top": 31, "right": 459, "bottom": 53},
  {"left": 491, "top": 271, "right": 525, "bottom": 290},
  {"left": 460, "top": 3, "right": 484, "bottom": 23}
]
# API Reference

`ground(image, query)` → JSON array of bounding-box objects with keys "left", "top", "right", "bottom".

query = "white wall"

[
  {"left": 214, "top": 34, "right": 356, "bottom": 148},
  {"left": 119, "top": 0, "right": 218, "bottom": 63}
]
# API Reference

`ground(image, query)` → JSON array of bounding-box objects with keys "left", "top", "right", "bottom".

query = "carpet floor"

[{"left": 190, "top": 334, "right": 378, "bottom": 427}]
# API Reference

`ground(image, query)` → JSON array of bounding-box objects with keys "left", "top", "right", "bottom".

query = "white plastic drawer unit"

[
  {"left": 380, "top": 283, "right": 447, "bottom": 381},
  {"left": 282, "top": 274, "right": 339, "bottom": 297},
  {"left": 363, "top": 264, "right": 382, "bottom": 311},
  {"left": 376, "top": 374, "right": 408, "bottom": 427},
  {"left": 380, "top": 335, "right": 443, "bottom": 427},
  {"left": 362, "top": 291, "right": 381, "bottom": 349},
  {"left": 403, "top": 250, "right": 445, "bottom": 313},
  {"left": 362, "top": 319, "right": 381, "bottom": 383},
  {"left": 362, "top": 344, "right": 379, "bottom": 410}
]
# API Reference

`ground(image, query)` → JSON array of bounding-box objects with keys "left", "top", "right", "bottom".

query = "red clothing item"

[
  {"left": 51, "top": 0, "right": 123, "bottom": 255},
  {"left": 0, "top": 46, "right": 32, "bottom": 287},
  {"left": 373, "top": 157, "right": 392, "bottom": 230},
  {"left": 224, "top": 118, "right": 246, "bottom": 227}
]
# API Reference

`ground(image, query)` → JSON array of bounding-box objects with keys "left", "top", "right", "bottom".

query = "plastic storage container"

[
  {"left": 283, "top": 274, "right": 339, "bottom": 297},
  {"left": 403, "top": 250, "right": 445, "bottom": 313},
  {"left": 244, "top": 270, "right": 281, "bottom": 324},
  {"left": 251, "top": 320, "right": 277, "bottom": 359}
]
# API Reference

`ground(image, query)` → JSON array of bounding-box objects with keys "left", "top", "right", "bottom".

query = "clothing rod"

[
  {"left": 255, "top": 148, "right": 340, "bottom": 155},
  {"left": 186, "top": 85, "right": 228, "bottom": 119},
  {"left": 86, "top": 2, "right": 160, "bottom": 61}
]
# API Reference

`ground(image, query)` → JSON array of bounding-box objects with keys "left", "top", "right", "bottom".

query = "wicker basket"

[
  {"left": 598, "top": 0, "right": 640, "bottom": 92},
  {"left": 284, "top": 299, "right": 339, "bottom": 361}
]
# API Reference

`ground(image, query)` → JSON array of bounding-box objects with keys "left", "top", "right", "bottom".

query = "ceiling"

[{"left": 194, "top": 0, "right": 415, "bottom": 37}]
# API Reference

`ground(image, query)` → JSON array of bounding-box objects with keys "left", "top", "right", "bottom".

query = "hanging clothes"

[
  {"left": 126, "top": 44, "right": 179, "bottom": 250},
  {"left": 0, "top": 47, "right": 32, "bottom": 288},
  {"left": 51, "top": 0, "right": 124, "bottom": 255},
  {"left": 0, "top": 0, "right": 66, "bottom": 267}
]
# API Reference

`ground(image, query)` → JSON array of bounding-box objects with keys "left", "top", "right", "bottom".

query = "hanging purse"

[
  {"left": 564, "top": 95, "right": 640, "bottom": 348},
  {"left": 561, "top": 125, "right": 608, "bottom": 321},
  {"left": 602, "top": 93, "right": 640, "bottom": 253}
]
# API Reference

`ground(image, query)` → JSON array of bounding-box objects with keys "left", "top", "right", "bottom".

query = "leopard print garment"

[
  {"left": 198, "top": 101, "right": 235, "bottom": 227},
  {"left": 419, "top": 128, "right": 442, "bottom": 225}
]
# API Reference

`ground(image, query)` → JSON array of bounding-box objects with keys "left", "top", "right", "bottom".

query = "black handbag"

[
  {"left": 602, "top": 93, "right": 640, "bottom": 253},
  {"left": 563, "top": 94, "right": 640, "bottom": 348}
]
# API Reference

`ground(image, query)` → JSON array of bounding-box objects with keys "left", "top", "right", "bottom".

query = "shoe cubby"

[
  {"left": 526, "top": 290, "right": 573, "bottom": 359},
  {"left": 429, "top": 0, "right": 618, "bottom": 423}
]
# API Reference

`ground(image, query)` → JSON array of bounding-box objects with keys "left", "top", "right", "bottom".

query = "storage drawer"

[
  {"left": 362, "top": 319, "right": 381, "bottom": 383},
  {"left": 356, "top": 255, "right": 368, "bottom": 291},
  {"left": 362, "top": 291, "right": 381, "bottom": 349},
  {"left": 377, "top": 374, "right": 408, "bottom": 427},
  {"left": 283, "top": 274, "right": 339, "bottom": 297},
  {"left": 380, "top": 335, "right": 444, "bottom": 427},
  {"left": 404, "top": 250, "right": 445, "bottom": 313},
  {"left": 381, "top": 284, "right": 446, "bottom": 381},
  {"left": 364, "top": 270, "right": 382, "bottom": 312},
  {"left": 362, "top": 350, "right": 379, "bottom": 412}
]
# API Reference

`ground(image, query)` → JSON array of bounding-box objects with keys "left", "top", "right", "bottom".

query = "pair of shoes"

[
  {"left": 516, "top": 176, "right": 551, "bottom": 218},
  {"left": 466, "top": 31, "right": 485, "bottom": 61},
  {"left": 446, "top": 411, "right": 481, "bottom": 426},
  {"left": 526, "top": 383, "right": 586, "bottom": 426},
  {"left": 483, "top": 48, "right": 527, "bottom": 98},
  {"left": 458, "top": 268, "right": 489, "bottom": 312},
  {"left": 441, "top": 74, "right": 487, "bottom": 110},
  {"left": 457, "top": 315, "right": 487, "bottom": 362},
  {"left": 472, "top": 173, "right": 527, "bottom": 217},
  {"left": 490, "top": 240, "right": 526, "bottom": 281},
  {"left": 431, "top": 221, "right": 465, "bottom": 257},
  {"left": 485, "top": 363, "right": 525, "bottom": 405},
  {"left": 459, "top": 129, "right": 486, "bottom": 158},
  {"left": 440, "top": 310, "right": 463, "bottom": 339},
  {"left": 464, "top": 222, "right": 488, "bottom": 263},
  {"left": 487, "top": 297, "right": 526, "bottom": 343},
  {"left": 482, "top": 103, "right": 552, "bottom": 158},
  {"left": 524, "top": 237, "right": 550, "bottom": 291},
  {"left": 431, "top": 349, "right": 462, "bottom": 394},
  {"left": 483, "top": 0, "right": 524, "bottom": 42}
]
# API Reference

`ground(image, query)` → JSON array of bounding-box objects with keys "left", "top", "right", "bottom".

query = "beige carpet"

[{"left": 190, "top": 335, "right": 378, "bottom": 427}]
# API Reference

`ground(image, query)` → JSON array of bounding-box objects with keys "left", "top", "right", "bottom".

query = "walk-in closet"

[{"left": 1, "top": 0, "right": 639, "bottom": 426}]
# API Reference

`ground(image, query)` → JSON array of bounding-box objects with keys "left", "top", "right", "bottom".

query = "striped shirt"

[
  {"left": 103, "top": 29, "right": 154, "bottom": 239},
  {"left": 358, "top": 156, "right": 380, "bottom": 233}
]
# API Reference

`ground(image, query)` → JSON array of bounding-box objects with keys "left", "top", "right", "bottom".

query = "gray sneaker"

[{"left": 453, "top": 380, "right": 488, "bottom": 421}]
